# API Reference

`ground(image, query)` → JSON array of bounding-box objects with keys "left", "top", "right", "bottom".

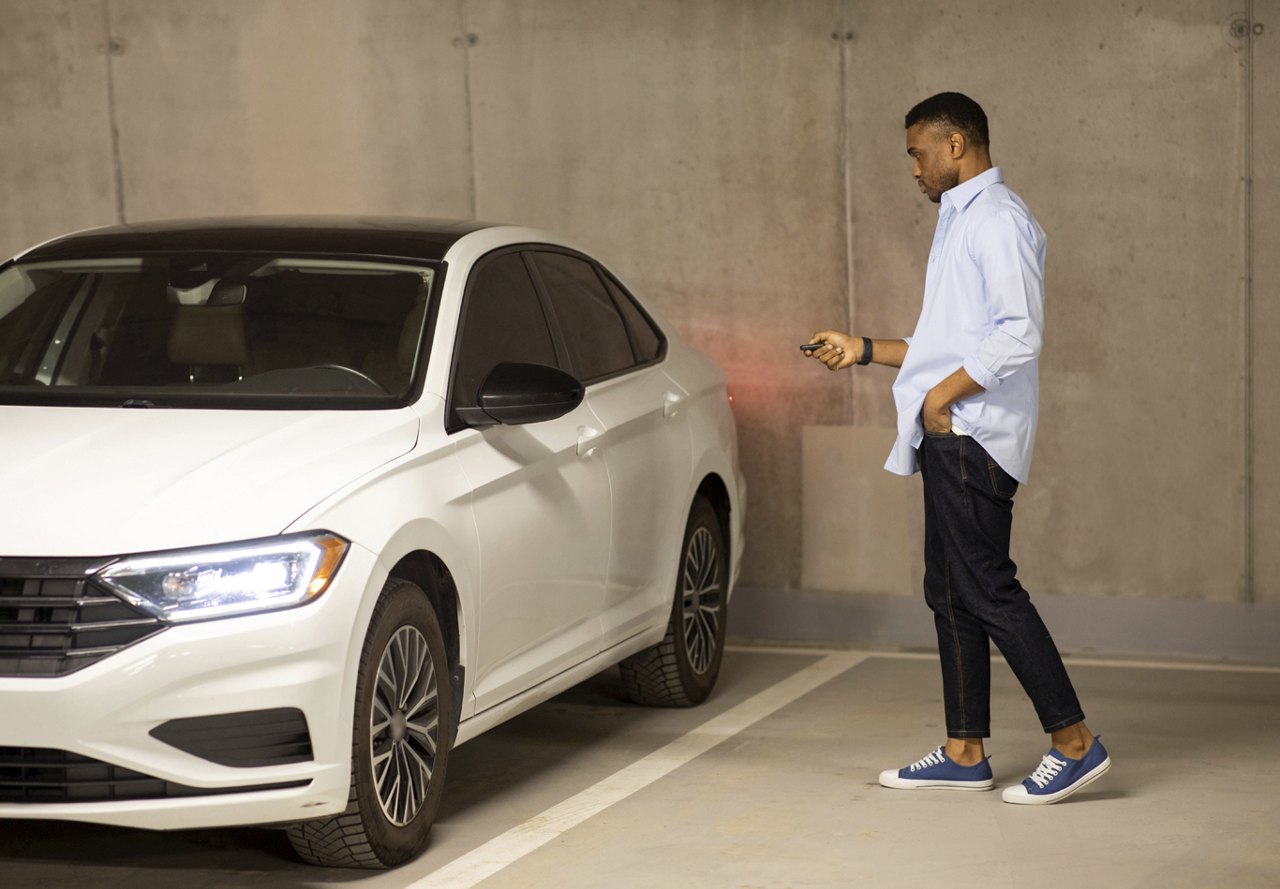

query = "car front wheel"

[
  {"left": 619, "top": 495, "right": 727, "bottom": 706},
  {"left": 287, "top": 578, "right": 453, "bottom": 868}
]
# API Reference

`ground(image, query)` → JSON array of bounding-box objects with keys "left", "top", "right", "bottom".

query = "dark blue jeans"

[{"left": 918, "top": 431, "right": 1084, "bottom": 738}]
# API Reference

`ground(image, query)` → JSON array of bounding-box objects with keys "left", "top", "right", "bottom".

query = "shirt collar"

[{"left": 941, "top": 166, "right": 1003, "bottom": 214}]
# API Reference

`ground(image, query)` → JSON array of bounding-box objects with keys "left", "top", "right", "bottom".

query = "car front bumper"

[{"left": 0, "top": 542, "right": 382, "bottom": 830}]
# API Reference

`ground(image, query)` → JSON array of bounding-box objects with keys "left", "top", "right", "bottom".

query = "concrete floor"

[{"left": 2, "top": 647, "right": 1278, "bottom": 889}]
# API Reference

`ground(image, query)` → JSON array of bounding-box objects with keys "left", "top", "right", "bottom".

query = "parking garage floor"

[{"left": 3, "top": 646, "right": 1278, "bottom": 889}]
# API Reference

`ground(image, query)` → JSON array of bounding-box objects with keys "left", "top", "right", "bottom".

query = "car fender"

[
  {"left": 284, "top": 398, "right": 480, "bottom": 722},
  {"left": 676, "top": 375, "right": 746, "bottom": 596}
]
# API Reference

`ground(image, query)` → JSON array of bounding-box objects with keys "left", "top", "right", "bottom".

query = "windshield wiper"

[{"left": 120, "top": 399, "right": 160, "bottom": 409}]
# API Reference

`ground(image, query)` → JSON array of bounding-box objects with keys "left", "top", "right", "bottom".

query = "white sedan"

[{"left": 0, "top": 218, "right": 745, "bottom": 868}]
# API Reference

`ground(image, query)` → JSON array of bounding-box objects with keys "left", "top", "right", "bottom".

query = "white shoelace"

[
  {"left": 1027, "top": 753, "right": 1068, "bottom": 788},
  {"left": 907, "top": 747, "right": 947, "bottom": 772}
]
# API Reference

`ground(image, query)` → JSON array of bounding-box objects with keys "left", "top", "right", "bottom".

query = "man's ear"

[{"left": 948, "top": 131, "right": 967, "bottom": 159}]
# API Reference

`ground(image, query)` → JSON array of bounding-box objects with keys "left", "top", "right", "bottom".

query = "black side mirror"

[
  {"left": 208, "top": 281, "right": 247, "bottom": 306},
  {"left": 466, "top": 362, "right": 584, "bottom": 427}
]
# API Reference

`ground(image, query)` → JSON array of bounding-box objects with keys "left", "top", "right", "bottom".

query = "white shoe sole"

[
  {"left": 879, "top": 770, "right": 994, "bottom": 791},
  {"left": 1001, "top": 756, "right": 1112, "bottom": 805}
]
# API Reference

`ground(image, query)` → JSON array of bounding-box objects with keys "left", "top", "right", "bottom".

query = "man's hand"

[
  {"left": 921, "top": 387, "right": 953, "bottom": 434},
  {"left": 804, "top": 333, "right": 909, "bottom": 370},
  {"left": 805, "top": 330, "right": 859, "bottom": 371},
  {"left": 922, "top": 366, "right": 986, "bottom": 433}
]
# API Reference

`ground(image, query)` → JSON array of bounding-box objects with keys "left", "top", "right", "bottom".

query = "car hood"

[{"left": 0, "top": 406, "right": 419, "bottom": 557}]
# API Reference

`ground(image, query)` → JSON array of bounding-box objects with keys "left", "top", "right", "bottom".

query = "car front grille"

[
  {"left": 0, "top": 557, "right": 165, "bottom": 677},
  {"left": 0, "top": 747, "right": 310, "bottom": 803}
]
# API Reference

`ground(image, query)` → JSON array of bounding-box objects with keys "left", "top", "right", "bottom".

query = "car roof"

[{"left": 16, "top": 217, "right": 500, "bottom": 264}]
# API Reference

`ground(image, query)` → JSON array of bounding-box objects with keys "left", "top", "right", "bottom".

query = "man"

[{"left": 805, "top": 92, "right": 1110, "bottom": 804}]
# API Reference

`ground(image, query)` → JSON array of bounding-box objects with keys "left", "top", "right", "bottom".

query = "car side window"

[
  {"left": 451, "top": 252, "right": 558, "bottom": 423},
  {"left": 532, "top": 252, "right": 635, "bottom": 382},
  {"left": 600, "top": 272, "right": 664, "bottom": 364}
]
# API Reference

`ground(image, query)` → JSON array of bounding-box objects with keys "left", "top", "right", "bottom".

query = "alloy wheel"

[
  {"left": 370, "top": 625, "right": 440, "bottom": 826},
  {"left": 681, "top": 525, "right": 722, "bottom": 674}
]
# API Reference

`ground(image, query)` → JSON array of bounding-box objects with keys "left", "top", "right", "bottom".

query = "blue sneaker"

[
  {"left": 1002, "top": 736, "right": 1111, "bottom": 805},
  {"left": 879, "top": 746, "right": 994, "bottom": 791}
]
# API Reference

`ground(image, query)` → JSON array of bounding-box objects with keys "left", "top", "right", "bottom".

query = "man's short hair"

[{"left": 905, "top": 92, "right": 989, "bottom": 148}]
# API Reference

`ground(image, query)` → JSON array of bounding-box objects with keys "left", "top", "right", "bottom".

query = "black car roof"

[{"left": 17, "top": 217, "right": 499, "bottom": 263}]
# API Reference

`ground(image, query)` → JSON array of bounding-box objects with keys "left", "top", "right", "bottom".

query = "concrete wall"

[
  {"left": 0, "top": 2, "right": 117, "bottom": 249},
  {"left": 0, "top": 1, "right": 1274, "bottom": 651}
]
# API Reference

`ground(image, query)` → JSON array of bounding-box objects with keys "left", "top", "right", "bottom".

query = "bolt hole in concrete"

[{"left": 1225, "top": 15, "right": 1264, "bottom": 43}]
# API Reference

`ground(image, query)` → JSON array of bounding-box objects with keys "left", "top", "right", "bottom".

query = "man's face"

[{"left": 906, "top": 122, "right": 959, "bottom": 203}]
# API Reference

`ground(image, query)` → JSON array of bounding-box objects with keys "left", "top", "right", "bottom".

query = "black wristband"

[{"left": 857, "top": 337, "right": 873, "bottom": 366}]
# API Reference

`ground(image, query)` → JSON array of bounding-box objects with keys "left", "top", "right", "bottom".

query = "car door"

[
  {"left": 447, "top": 250, "right": 611, "bottom": 713},
  {"left": 529, "top": 251, "right": 694, "bottom": 648}
]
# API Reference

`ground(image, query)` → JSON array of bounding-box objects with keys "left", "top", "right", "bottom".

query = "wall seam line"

[
  {"left": 1244, "top": 0, "right": 1255, "bottom": 603},
  {"left": 459, "top": 0, "right": 478, "bottom": 221},
  {"left": 838, "top": 0, "right": 856, "bottom": 426},
  {"left": 101, "top": 0, "right": 126, "bottom": 224}
]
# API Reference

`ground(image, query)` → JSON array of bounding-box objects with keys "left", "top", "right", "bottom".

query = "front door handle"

[
  {"left": 577, "top": 425, "right": 602, "bottom": 458},
  {"left": 663, "top": 391, "right": 684, "bottom": 419}
]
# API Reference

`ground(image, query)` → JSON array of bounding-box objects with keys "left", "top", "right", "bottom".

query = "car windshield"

[{"left": 0, "top": 253, "right": 436, "bottom": 409}]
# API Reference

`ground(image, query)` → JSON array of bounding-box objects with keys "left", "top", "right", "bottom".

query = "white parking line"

[
  {"left": 408, "top": 650, "right": 868, "bottom": 889},
  {"left": 730, "top": 643, "right": 1280, "bottom": 674}
]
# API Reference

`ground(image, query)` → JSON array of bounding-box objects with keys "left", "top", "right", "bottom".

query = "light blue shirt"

[{"left": 885, "top": 166, "right": 1046, "bottom": 483}]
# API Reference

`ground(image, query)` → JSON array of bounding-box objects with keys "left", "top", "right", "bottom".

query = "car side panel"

[{"left": 587, "top": 364, "right": 694, "bottom": 649}]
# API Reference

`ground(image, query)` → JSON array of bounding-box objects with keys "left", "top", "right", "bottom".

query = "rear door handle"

[
  {"left": 577, "top": 425, "right": 602, "bottom": 458},
  {"left": 663, "top": 391, "right": 684, "bottom": 419}
]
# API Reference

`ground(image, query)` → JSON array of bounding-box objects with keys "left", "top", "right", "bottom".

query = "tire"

[
  {"left": 619, "top": 495, "right": 728, "bottom": 707},
  {"left": 287, "top": 578, "right": 454, "bottom": 868}
]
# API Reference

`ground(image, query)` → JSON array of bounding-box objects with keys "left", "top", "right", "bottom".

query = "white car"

[{"left": 0, "top": 218, "right": 745, "bottom": 868}]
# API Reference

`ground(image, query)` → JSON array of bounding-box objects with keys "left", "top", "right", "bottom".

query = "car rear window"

[{"left": 531, "top": 251, "right": 637, "bottom": 382}]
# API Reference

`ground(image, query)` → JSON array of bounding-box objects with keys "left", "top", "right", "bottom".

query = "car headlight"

[{"left": 98, "top": 532, "right": 348, "bottom": 623}]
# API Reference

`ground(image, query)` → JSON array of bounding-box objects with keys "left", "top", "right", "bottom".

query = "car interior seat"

[{"left": 166, "top": 284, "right": 248, "bottom": 384}]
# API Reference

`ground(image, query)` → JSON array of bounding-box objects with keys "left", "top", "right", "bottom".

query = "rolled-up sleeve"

[{"left": 965, "top": 209, "right": 1045, "bottom": 389}]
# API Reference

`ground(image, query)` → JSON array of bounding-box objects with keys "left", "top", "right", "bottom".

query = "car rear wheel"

[
  {"left": 287, "top": 578, "right": 453, "bottom": 868},
  {"left": 619, "top": 495, "right": 727, "bottom": 706}
]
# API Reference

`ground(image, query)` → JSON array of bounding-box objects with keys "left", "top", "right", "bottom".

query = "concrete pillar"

[{"left": 1251, "top": 0, "right": 1278, "bottom": 604}]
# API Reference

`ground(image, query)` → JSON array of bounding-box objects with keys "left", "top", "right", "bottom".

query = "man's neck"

[{"left": 956, "top": 155, "right": 994, "bottom": 186}]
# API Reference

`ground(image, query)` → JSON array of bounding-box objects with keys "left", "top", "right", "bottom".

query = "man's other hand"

[{"left": 921, "top": 387, "right": 953, "bottom": 434}]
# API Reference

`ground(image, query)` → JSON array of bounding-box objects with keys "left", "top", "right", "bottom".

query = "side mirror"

[
  {"left": 208, "top": 281, "right": 247, "bottom": 306},
  {"left": 467, "top": 362, "right": 584, "bottom": 427}
]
